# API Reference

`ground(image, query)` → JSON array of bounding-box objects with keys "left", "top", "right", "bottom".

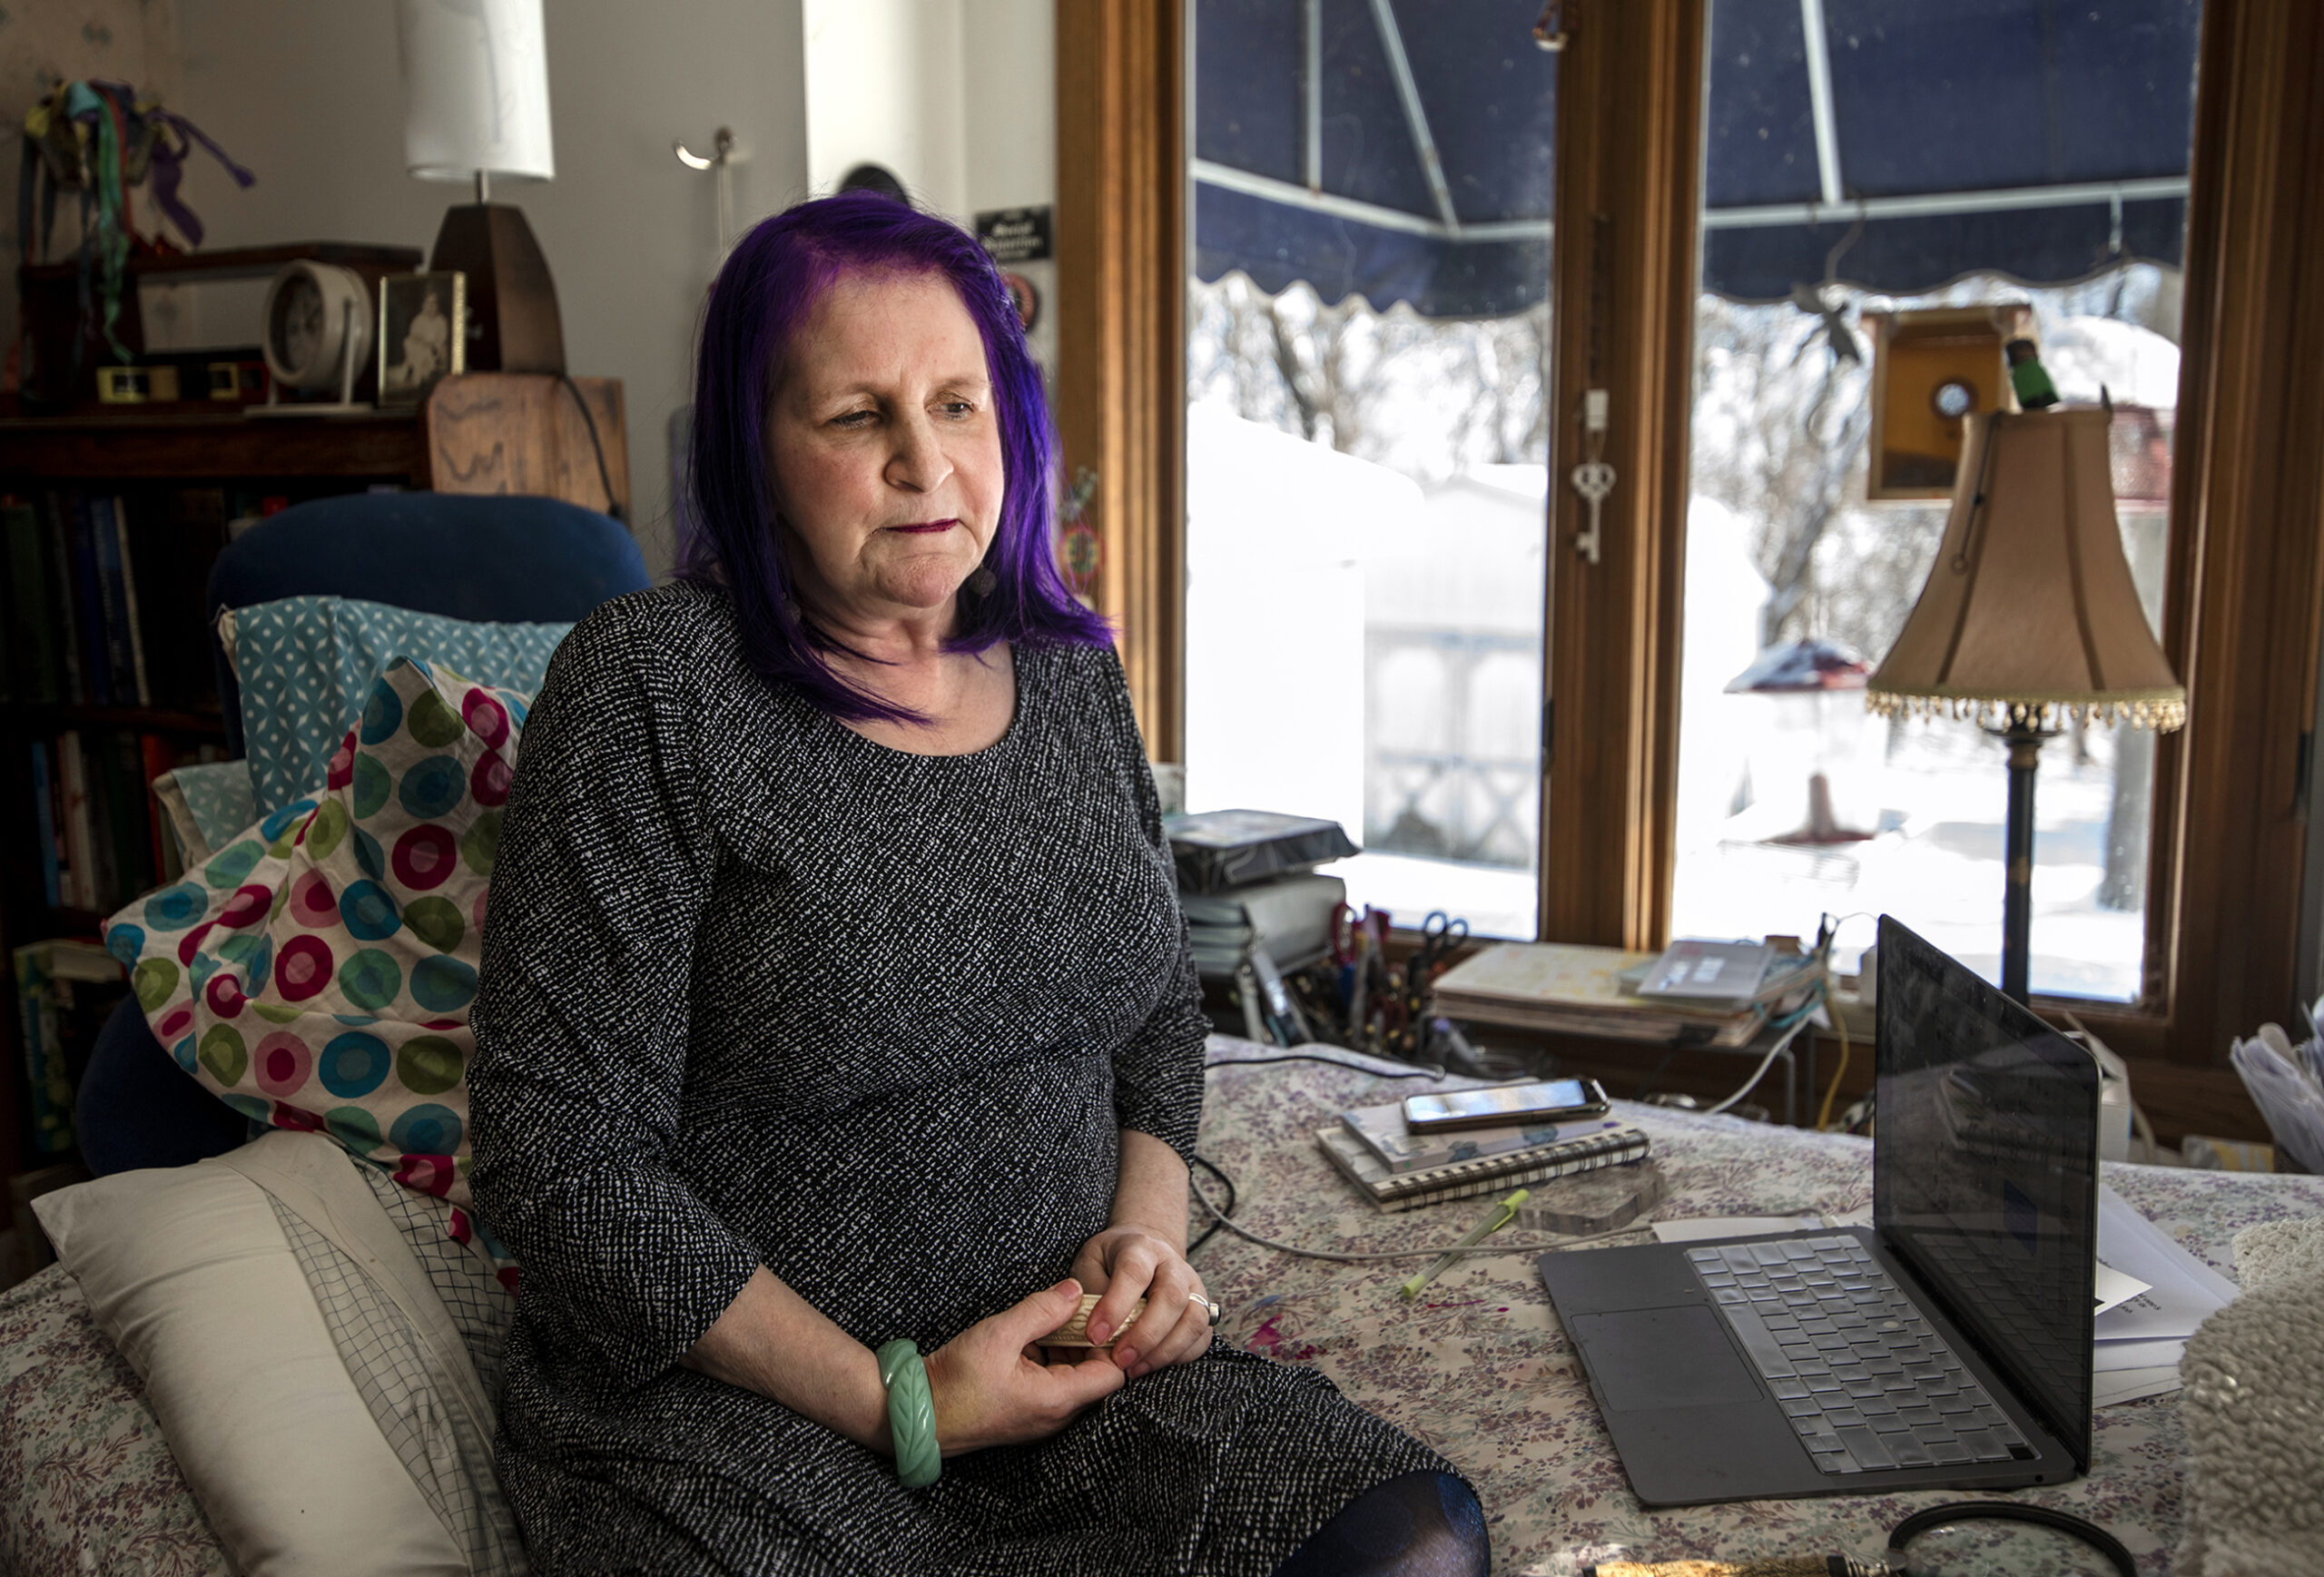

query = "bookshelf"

[{"left": 0, "top": 373, "right": 628, "bottom": 1182}]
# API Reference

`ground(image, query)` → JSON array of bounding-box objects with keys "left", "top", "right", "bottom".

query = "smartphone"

[{"left": 1403, "top": 1077, "right": 1610, "bottom": 1133}]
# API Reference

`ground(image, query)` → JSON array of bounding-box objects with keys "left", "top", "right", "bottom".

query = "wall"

[
  {"left": 0, "top": 0, "right": 182, "bottom": 366},
  {"left": 801, "top": 0, "right": 1054, "bottom": 222},
  {"left": 162, "top": 0, "right": 812, "bottom": 577}
]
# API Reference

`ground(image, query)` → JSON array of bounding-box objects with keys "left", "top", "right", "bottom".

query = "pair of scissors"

[
  {"left": 1384, "top": 912, "right": 1470, "bottom": 1058},
  {"left": 1409, "top": 911, "right": 1471, "bottom": 983}
]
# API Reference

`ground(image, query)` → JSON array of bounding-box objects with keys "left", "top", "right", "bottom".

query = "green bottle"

[{"left": 2006, "top": 339, "right": 2060, "bottom": 409}]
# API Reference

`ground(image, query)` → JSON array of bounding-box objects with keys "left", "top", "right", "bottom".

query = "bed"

[{"left": 5, "top": 1035, "right": 2321, "bottom": 1575}]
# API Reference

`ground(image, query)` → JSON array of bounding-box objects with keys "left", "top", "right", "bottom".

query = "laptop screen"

[{"left": 1874, "top": 916, "right": 2098, "bottom": 1468}]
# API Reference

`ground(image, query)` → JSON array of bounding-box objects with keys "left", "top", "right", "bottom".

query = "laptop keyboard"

[{"left": 1686, "top": 1236, "right": 2034, "bottom": 1476}]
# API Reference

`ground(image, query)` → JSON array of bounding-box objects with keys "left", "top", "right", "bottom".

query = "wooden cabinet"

[{"left": 0, "top": 374, "right": 626, "bottom": 1179}]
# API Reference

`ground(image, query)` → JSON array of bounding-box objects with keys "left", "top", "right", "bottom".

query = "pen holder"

[{"left": 1040, "top": 1293, "right": 1148, "bottom": 1348}]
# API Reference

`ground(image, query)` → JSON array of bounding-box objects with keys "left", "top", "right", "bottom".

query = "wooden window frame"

[
  {"left": 1056, "top": 0, "right": 1187, "bottom": 762},
  {"left": 1059, "top": 0, "right": 2324, "bottom": 1124}
]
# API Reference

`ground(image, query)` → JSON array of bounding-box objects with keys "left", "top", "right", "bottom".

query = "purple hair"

[{"left": 679, "top": 191, "right": 1110, "bottom": 724}]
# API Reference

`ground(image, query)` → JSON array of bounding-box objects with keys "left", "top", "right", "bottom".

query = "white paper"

[
  {"left": 2093, "top": 1259, "right": 2153, "bottom": 1316},
  {"left": 2091, "top": 1185, "right": 2238, "bottom": 1344},
  {"left": 1651, "top": 1214, "right": 1823, "bottom": 1244},
  {"left": 2093, "top": 1365, "right": 2182, "bottom": 1407},
  {"left": 2094, "top": 1336, "right": 2191, "bottom": 1371}
]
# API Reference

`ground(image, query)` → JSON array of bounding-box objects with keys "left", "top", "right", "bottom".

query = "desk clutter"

[
  {"left": 1177, "top": 1042, "right": 2324, "bottom": 1572},
  {"left": 1431, "top": 938, "right": 1823, "bottom": 1049},
  {"left": 1167, "top": 808, "right": 1443, "bottom": 1059}
]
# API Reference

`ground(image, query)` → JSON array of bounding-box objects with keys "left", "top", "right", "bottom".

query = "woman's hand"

[
  {"left": 1070, "top": 1225, "right": 1215, "bottom": 1379},
  {"left": 921, "top": 1279, "right": 1125, "bottom": 1455}
]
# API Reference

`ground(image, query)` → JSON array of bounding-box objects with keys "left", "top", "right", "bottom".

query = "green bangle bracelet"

[{"left": 875, "top": 1338, "right": 941, "bottom": 1489}]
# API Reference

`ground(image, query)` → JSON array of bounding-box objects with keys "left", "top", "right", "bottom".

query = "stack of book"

[
  {"left": 11, "top": 940, "right": 128, "bottom": 1159},
  {"left": 1318, "top": 1099, "right": 1651, "bottom": 1211},
  {"left": 0, "top": 487, "right": 235, "bottom": 710},
  {"left": 1181, "top": 870, "right": 1344, "bottom": 980},
  {"left": 31, "top": 731, "right": 217, "bottom": 912},
  {"left": 1430, "top": 941, "right": 1819, "bottom": 1048}
]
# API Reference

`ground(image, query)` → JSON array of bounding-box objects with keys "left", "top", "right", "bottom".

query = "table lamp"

[
  {"left": 393, "top": 0, "right": 564, "bottom": 372},
  {"left": 1866, "top": 403, "right": 2186, "bottom": 1001}
]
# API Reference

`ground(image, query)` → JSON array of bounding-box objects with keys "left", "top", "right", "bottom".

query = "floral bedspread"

[
  {"left": 0, "top": 1265, "right": 232, "bottom": 1577},
  {"left": 1193, "top": 1043, "right": 2324, "bottom": 1576},
  {"left": 5, "top": 1041, "right": 2319, "bottom": 1576}
]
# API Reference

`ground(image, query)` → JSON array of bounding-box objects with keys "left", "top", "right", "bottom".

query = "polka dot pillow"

[{"left": 104, "top": 655, "right": 524, "bottom": 1215}]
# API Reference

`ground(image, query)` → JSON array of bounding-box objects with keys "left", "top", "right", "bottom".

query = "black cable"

[
  {"left": 1204, "top": 1052, "right": 1445, "bottom": 1080},
  {"left": 1187, "top": 1151, "right": 1236, "bottom": 1254},
  {"left": 1887, "top": 1502, "right": 2134, "bottom": 1577},
  {"left": 555, "top": 371, "right": 625, "bottom": 524}
]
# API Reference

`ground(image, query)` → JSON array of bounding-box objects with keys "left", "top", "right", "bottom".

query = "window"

[
  {"left": 1669, "top": 4, "right": 2202, "bottom": 1001},
  {"left": 1061, "top": 0, "right": 2324, "bottom": 1069},
  {"left": 1181, "top": 0, "right": 1556, "bottom": 937}
]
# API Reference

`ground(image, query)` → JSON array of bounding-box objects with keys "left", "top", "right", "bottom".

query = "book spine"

[
  {"left": 87, "top": 495, "right": 138, "bottom": 706},
  {"left": 65, "top": 492, "right": 111, "bottom": 704},
  {"left": 113, "top": 497, "right": 153, "bottom": 707},
  {"left": 1377, "top": 1134, "right": 1653, "bottom": 1213},
  {"left": 39, "top": 492, "right": 83, "bottom": 703},
  {"left": 58, "top": 731, "right": 94, "bottom": 912},
  {"left": 12, "top": 946, "right": 72, "bottom": 1156},
  {"left": 1376, "top": 1127, "right": 1649, "bottom": 1200},
  {"left": 110, "top": 731, "right": 153, "bottom": 902},
  {"left": 142, "top": 734, "right": 179, "bottom": 882},
  {"left": 3, "top": 496, "right": 61, "bottom": 702},
  {"left": 30, "top": 741, "right": 61, "bottom": 909}
]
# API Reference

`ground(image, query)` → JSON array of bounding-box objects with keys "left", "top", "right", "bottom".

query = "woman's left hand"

[{"left": 1068, "top": 1225, "right": 1214, "bottom": 1379}]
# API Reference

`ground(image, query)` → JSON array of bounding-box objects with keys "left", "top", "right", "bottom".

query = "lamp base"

[
  {"left": 1994, "top": 723, "right": 2058, "bottom": 1003},
  {"left": 428, "top": 202, "right": 566, "bottom": 375}
]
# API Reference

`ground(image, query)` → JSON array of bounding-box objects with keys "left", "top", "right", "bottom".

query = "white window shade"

[{"left": 395, "top": 0, "right": 556, "bottom": 183}]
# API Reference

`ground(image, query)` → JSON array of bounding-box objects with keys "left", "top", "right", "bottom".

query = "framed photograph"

[{"left": 378, "top": 271, "right": 466, "bottom": 407}]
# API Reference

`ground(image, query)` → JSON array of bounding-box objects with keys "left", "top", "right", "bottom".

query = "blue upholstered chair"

[{"left": 75, "top": 492, "right": 653, "bottom": 1176}]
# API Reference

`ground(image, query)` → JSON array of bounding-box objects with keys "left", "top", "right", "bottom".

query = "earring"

[{"left": 967, "top": 565, "right": 998, "bottom": 597}]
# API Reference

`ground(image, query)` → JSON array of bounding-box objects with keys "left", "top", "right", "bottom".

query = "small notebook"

[
  {"left": 1316, "top": 1120, "right": 1651, "bottom": 1212},
  {"left": 1341, "top": 1101, "right": 1628, "bottom": 1175}
]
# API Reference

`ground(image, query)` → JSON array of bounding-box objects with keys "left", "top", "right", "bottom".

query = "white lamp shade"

[{"left": 395, "top": 0, "right": 556, "bottom": 183}]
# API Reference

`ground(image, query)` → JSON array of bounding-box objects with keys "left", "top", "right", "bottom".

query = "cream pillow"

[{"left": 32, "top": 1161, "right": 468, "bottom": 1577}]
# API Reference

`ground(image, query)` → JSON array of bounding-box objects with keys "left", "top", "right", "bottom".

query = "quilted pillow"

[
  {"left": 224, "top": 596, "right": 568, "bottom": 815},
  {"left": 150, "top": 758, "right": 260, "bottom": 864},
  {"left": 105, "top": 656, "right": 524, "bottom": 1217}
]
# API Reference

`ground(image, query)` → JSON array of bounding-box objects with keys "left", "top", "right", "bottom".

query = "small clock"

[{"left": 261, "top": 261, "right": 373, "bottom": 398}]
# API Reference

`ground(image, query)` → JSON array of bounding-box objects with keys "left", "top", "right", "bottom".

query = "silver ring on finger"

[{"left": 1202, "top": 1296, "right": 1223, "bottom": 1326}]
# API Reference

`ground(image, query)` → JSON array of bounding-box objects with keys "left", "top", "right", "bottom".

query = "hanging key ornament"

[{"left": 1571, "top": 388, "right": 1614, "bottom": 566}]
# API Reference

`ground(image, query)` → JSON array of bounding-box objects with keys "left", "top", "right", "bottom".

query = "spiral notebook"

[{"left": 1316, "top": 1119, "right": 1650, "bottom": 1212}]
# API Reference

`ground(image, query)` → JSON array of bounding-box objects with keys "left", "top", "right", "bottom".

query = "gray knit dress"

[{"left": 467, "top": 584, "right": 1446, "bottom": 1576}]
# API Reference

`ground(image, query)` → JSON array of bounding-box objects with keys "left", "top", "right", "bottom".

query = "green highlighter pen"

[{"left": 1399, "top": 1188, "right": 1529, "bottom": 1301}]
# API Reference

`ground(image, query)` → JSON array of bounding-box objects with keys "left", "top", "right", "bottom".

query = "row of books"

[
  {"left": 11, "top": 940, "right": 127, "bottom": 1159},
  {"left": 0, "top": 486, "right": 238, "bottom": 710},
  {"left": 31, "top": 731, "right": 218, "bottom": 914},
  {"left": 1317, "top": 1097, "right": 1651, "bottom": 1211},
  {"left": 1431, "top": 940, "right": 1820, "bottom": 1048}
]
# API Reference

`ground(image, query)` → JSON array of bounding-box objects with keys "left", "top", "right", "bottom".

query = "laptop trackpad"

[{"left": 1571, "top": 1306, "right": 1764, "bottom": 1412}]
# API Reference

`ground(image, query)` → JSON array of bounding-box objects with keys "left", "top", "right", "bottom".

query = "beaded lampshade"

[{"left": 1866, "top": 406, "right": 2185, "bottom": 732}]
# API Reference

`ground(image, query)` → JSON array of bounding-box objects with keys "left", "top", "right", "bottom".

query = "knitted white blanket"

[{"left": 2176, "top": 1214, "right": 2324, "bottom": 1576}]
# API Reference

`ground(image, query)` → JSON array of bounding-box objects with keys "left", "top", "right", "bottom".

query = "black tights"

[{"left": 1265, "top": 1471, "right": 1489, "bottom": 1577}]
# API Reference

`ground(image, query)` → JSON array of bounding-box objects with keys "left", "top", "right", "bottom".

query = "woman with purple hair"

[{"left": 468, "top": 192, "right": 1483, "bottom": 1576}]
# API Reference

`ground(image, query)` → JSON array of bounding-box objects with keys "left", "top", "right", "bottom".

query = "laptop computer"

[{"left": 1538, "top": 915, "right": 2100, "bottom": 1505}]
